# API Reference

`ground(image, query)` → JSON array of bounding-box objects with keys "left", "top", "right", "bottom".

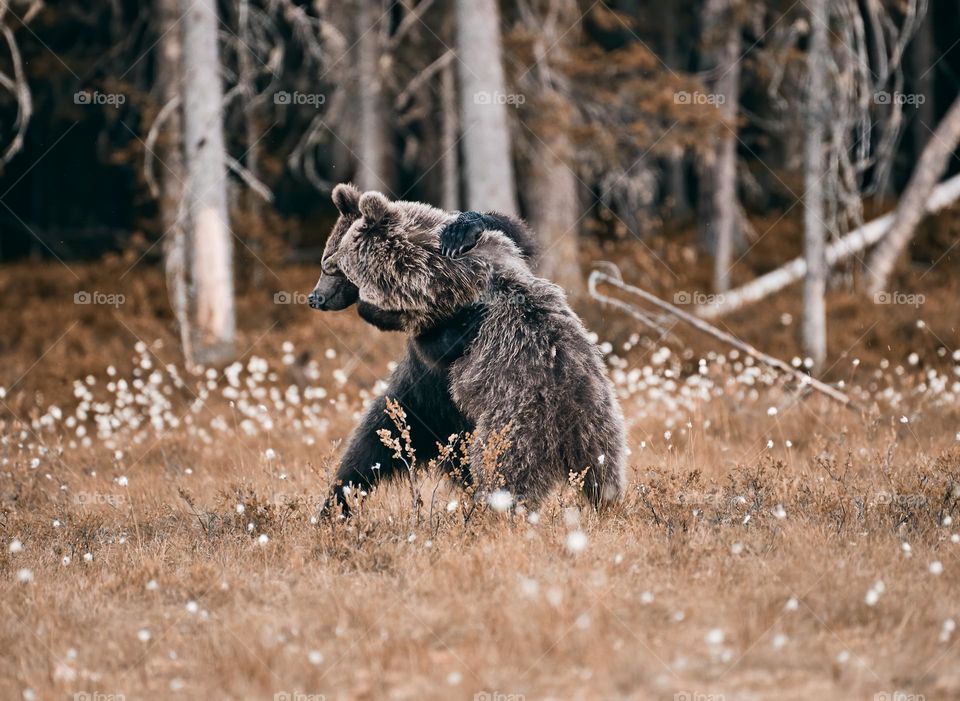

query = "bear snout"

[{"left": 308, "top": 289, "right": 327, "bottom": 310}]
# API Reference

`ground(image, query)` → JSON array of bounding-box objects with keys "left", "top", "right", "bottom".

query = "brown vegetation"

[{"left": 2, "top": 234, "right": 960, "bottom": 699}]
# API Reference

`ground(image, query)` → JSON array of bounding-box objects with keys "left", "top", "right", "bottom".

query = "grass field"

[{"left": 2, "top": 255, "right": 960, "bottom": 701}]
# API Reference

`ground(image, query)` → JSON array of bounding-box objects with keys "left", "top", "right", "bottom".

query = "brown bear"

[{"left": 326, "top": 190, "right": 627, "bottom": 510}]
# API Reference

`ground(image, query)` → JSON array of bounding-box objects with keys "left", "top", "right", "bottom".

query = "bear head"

[
  {"left": 308, "top": 183, "right": 363, "bottom": 311},
  {"left": 328, "top": 191, "right": 528, "bottom": 333}
]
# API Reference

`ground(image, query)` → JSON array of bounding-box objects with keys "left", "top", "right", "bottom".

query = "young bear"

[
  {"left": 329, "top": 190, "right": 627, "bottom": 509},
  {"left": 309, "top": 184, "right": 538, "bottom": 514}
]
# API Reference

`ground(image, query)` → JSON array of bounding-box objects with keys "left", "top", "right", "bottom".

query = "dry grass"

[{"left": 2, "top": 258, "right": 960, "bottom": 701}]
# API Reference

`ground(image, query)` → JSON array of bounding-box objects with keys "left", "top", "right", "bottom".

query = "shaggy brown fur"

[{"left": 330, "top": 191, "right": 628, "bottom": 509}]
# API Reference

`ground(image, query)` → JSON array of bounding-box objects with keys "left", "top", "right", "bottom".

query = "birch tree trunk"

[
  {"left": 355, "top": 0, "right": 389, "bottom": 192},
  {"left": 866, "top": 95, "right": 960, "bottom": 294},
  {"left": 802, "top": 0, "right": 829, "bottom": 371},
  {"left": 181, "top": 0, "right": 235, "bottom": 365},
  {"left": 155, "top": 0, "right": 191, "bottom": 364},
  {"left": 455, "top": 0, "right": 518, "bottom": 214}
]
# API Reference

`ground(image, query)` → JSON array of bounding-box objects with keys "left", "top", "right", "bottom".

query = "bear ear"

[
  {"left": 332, "top": 183, "right": 361, "bottom": 216},
  {"left": 358, "top": 191, "right": 392, "bottom": 225}
]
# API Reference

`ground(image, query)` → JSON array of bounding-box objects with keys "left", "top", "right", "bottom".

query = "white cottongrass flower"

[
  {"left": 772, "top": 633, "right": 788, "bottom": 650},
  {"left": 257, "top": 533, "right": 270, "bottom": 546},
  {"left": 185, "top": 601, "right": 199, "bottom": 614},
  {"left": 785, "top": 597, "right": 799, "bottom": 611},
  {"left": 263, "top": 448, "right": 276, "bottom": 460},
  {"left": 16, "top": 568, "right": 33, "bottom": 583},
  {"left": 565, "top": 530, "right": 588, "bottom": 554},
  {"left": 308, "top": 650, "right": 324, "bottom": 665},
  {"left": 929, "top": 560, "right": 944, "bottom": 575},
  {"left": 939, "top": 619, "right": 956, "bottom": 643},
  {"left": 519, "top": 576, "right": 539, "bottom": 598},
  {"left": 487, "top": 490, "right": 514, "bottom": 512},
  {"left": 446, "top": 671, "right": 462, "bottom": 685},
  {"left": 865, "top": 580, "right": 885, "bottom": 606},
  {"left": 705, "top": 628, "right": 724, "bottom": 646},
  {"left": 8, "top": 539, "right": 23, "bottom": 554},
  {"left": 83, "top": 552, "right": 93, "bottom": 562},
  {"left": 137, "top": 628, "right": 151, "bottom": 643},
  {"left": 640, "top": 591, "right": 654, "bottom": 604},
  {"left": 772, "top": 504, "right": 787, "bottom": 520}
]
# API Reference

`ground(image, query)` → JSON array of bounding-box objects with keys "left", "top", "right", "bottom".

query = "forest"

[{"left": 1, "top": 1, "right": 960, "bottom": 699}]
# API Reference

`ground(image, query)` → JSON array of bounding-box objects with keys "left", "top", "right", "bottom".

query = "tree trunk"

[
  {"left": 181, "top": 0, "right": 235, "bottom": 366},
  {"left": 455, "top": 0, "right": 518, "bottom": 214},
  {"left": 528, "top": 120, "right": 581, "bottom": 296},
  {"left": 866, "top": 95, "right": 960, "bottom": 294},
  {"left": 440, "top": 61, "right": 459, "bottom": 211},
  {"left": 155, "top": 0, "right": 191, "bottom": 364},
  {"left": 702, "top": 0, "right": 742, "bottom": 293},
  {"left": 238, "top": 0, "right": 267, "bottom": 288},
  {"left": 355, "top": 0, "right": 389, "bottom": 192},
  {"left": 663, "top": 3, "right": 688, "bottom": 218},
  {"left": 802, "top": 0, "right": 829, "bottom": 371},
  {"left": 909, "top": 4, "right": 936, "bottom": 161}
]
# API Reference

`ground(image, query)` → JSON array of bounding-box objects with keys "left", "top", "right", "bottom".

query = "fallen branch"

[
  {"left": 695, "top": 173, "right": 960, "bottom": 319},
  {"left": 588, "top": 266, "right": 858, "bottom": 410}
]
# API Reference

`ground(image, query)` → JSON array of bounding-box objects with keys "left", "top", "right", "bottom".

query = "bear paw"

[{"left": 440, "top": 211, "right": 486, "bottom": 257}]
